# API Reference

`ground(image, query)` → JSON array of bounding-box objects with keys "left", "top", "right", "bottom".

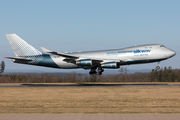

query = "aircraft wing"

[
  {"left": 41, "top": 47, "right": 129, "bottom": 65},
  {"left": 41, "top": 47, "right": 103, "bottom": 61},
  {"left": 41, "top": 47, "right": 79, "bottom": 59}
]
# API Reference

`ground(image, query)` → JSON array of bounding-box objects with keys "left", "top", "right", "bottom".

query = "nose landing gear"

[{"left": 156, "top": 62, "right": 160, "bottom": 69}]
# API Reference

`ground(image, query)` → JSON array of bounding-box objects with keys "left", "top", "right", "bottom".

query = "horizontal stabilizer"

[
  {"left": 5, "top": 57, "right": 34, "bottom": 61},
  {"left": 41, "top": 47, "right": 79, "bottom": 59},
  {"left": 40, "top": 47, "right": 51, "bottom": 53}
]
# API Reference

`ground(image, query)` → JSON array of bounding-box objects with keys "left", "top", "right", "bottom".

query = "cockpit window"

[{"left": 160, "top": 45, "right": 165, "bottom": 47}]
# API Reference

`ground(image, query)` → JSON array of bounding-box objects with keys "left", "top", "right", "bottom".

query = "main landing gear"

[
  {"left": 89, "top": 67, "right": 104, "bottom": 75},
  {"left": 97, "top": 68, "right": 104, "bottom": 75},
  {"left": 156, "top": 62, "right": 160, "bottom": 69}
]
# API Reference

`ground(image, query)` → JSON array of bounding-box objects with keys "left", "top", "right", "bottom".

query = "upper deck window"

[{"left": 160, "top": 45, "right": 165, "bottom": 47}]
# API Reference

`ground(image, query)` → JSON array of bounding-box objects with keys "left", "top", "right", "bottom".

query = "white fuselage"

[{"left": 50, "top": 44, "right": 176, "bottom": 69}]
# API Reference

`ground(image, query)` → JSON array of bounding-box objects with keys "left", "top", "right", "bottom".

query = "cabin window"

[{"left": 160, "top": 45, "right": 165, "bottom": 47}]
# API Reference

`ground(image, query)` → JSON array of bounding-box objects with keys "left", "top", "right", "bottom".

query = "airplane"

[{"left": 5, "top": 34, "right": 176, "bottom": 75}]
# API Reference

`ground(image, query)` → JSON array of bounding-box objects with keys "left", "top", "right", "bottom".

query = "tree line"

[
  {"left": 150, "top": 66, "right": 180, "bottom": 82},
  {"left": 0, "top": 66, "right": 180, "bottom": 83},
  {"left": 0, "top": 61, "right": 5, "bottom": 75}
]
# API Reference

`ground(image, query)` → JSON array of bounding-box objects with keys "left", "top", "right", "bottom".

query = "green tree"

[
  {"left": 178, "top": 70, "right": 180, "bottom": 82},
  {"left": 154, "top": 68, "right": 159, "bottom": 81},
  {"left": 161, "top": 67, "right": 167, "bottom": 82},
  {"left": 119, "top": 66, "right": 128, "bottom": 74},
  {"left": 0, "top": 61, "right": 5, "bottom": 75},
  {"left": 166, "top": 66, "right": 177, "bottom": 82},
  {"left": 89, "top": 74, "right": 97, "bottom": 82},
  {"left": 150, "top": 69, "right": 155, "bottom": 82},
  {"left": 158, "top": 68, "right": 163, "bottom": 82},
  {"left": 167, "top": 66, "right": 172, "bottom": 82},
  {"left": 169, "top": 72, "right": 176, "bottom": 82}
]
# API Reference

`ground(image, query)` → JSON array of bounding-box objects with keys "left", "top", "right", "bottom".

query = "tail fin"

[{"left": 6, "top": 34, "right": 42, "bottom": 57}]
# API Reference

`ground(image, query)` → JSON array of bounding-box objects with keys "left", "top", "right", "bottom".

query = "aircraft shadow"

[{"left": 21, "top": 83, "right": 179, "bottom": 87}]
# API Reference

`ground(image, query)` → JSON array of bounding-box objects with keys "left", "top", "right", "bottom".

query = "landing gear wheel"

[
  {"left": 89, "top": 66, "right": 98, "bottom": 75},
  {"left": 98, "top": 68, "right": 104, "bottom": 72},
  {"left": 156, "top": 62, "right": 160, "bottom": 69},
  {"left": 156, "top": 66, "right": 160, "bottom": 69},
  {"left": 89, "top": 71, "right": 97, "bottom": 75},
  {"left": 97, "top": 72, "right": 102, "bottom": 75}
]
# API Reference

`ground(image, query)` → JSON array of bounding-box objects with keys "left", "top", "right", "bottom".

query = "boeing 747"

[{"left": 5, "top": 34, "right": 176, "bottom": 75}]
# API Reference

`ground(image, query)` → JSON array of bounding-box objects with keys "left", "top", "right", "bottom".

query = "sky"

[{"left": 0, "top": 0, "right": 180, "bottom": 73}]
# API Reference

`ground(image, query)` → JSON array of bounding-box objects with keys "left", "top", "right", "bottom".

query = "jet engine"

[
  {"left": 101, "top": 62, "right": 119, "bottom": 68},
  {"left": 76, "top": 59, "right": 92, "bottom": 66}
]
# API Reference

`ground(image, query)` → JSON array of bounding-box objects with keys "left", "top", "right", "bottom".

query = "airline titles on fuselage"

[{"left": 107, "top": 49, "right": 152, "bottom": 56}]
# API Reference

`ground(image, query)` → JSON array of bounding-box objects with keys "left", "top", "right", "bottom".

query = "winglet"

[{"left": 41, "top": 47, "right": 52, "bottom": 53}]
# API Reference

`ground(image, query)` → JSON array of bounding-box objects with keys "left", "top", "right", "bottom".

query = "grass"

[{"left": 0, "top": 86, "right": 180, "bottom": 114}]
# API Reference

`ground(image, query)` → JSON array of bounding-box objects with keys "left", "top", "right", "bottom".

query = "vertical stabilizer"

[{"left": 6, "top": 34, "right": 42, "bottom": 57}]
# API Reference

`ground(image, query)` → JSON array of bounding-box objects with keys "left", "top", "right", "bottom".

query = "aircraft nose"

[{"left": 166, "top": 49, "right": 176, "bottom": 58}]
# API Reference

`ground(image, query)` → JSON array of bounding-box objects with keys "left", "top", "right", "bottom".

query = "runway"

[
  {"left": 1, "top": 114, "right": 180, "bottom": 120},
  {"left": 0, "top": 83, "right": 180, "bottom": 88}
]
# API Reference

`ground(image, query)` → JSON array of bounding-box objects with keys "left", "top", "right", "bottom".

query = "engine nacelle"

[
  {"left": 101, "top": 62, "right": 119, "bottom": 68},
  {"left": 76, "top": 59, "right": 92, "bottom": 66}
]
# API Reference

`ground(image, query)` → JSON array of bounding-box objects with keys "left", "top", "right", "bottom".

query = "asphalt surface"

[
  {"left": 0, "top": 83, "right": 180, "bottom": 88},
  {"left": 1, "top": 114, "right": 180, "bottom": 120}
]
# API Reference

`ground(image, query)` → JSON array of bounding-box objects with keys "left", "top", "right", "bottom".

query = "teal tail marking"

[
  {"left": 37, "top": 54, "right": 59, "bottom": 68},
  {"left": 14, "top": 54, "right": 60, "bottom": 68}
]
